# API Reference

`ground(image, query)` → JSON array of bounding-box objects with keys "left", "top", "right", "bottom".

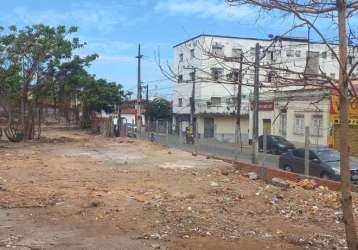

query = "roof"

[
  {"left": 173, "top": 34, "right": 331, "bottom": 48},
  {"left": 173, "top": 34, "right": 271, "bottom": 48}
]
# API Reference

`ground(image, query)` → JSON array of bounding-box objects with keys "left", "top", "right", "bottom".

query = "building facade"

[
  {"left": 172, "top": 34, "right": 358, "bottom": 143},
  {"left": 250, "top": 88, "right": 331, "bottom": 146},
  {"left": 119, "top": 99, "right": 146, "bottom": 125}
]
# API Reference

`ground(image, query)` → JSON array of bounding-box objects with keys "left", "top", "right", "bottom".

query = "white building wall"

[
  {"left": 172, "top": 34, "right": 357, "bottom": 143},
  {"left": 120, "top": 114, "right": 136, "bottom": 124},
  {"left": 172, "top": 34, "right": 348, "bottom": 119},
  {"left": 249, "top": 90, "right": 331, "bottom": 146}
]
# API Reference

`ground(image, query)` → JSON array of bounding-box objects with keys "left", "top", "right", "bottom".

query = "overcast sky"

[{"left": 0, "top": 0, "right": 341, "bottom": 99}]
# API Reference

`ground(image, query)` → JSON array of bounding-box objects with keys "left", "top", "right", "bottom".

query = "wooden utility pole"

[
  {"left": 236, "top": 53, "right": 243, "bottom": 151},
  {"left": 337, "top": 0, "right": 358, "bottom": 248},
  {"left": 251, "top": 43, "right": 260, "bottom": 164}
]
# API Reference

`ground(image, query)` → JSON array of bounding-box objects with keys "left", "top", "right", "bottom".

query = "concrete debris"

[
  {"left": 151, "top": 243, "right": 161, "bottom": 249},
  {"left": 247, "top": 172, "right": 258, "bottom": 180},
  {"left": 221, "top": 169, "right": 229, "bottom": 176},
  {"left": 271, "top": 177, "right": 289, "bottom": 189},
  {"left": 210, "top": 181, "right": 219, "bottom": 187}
]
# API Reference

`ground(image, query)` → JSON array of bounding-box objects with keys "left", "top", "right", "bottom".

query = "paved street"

[{"left": 149, "top": 134, "right": 280, "bottom": 168}]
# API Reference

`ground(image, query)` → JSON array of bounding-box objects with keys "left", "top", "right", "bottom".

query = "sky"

[{"left": 0, "top": 0, "right": 340, "bottom": 99}]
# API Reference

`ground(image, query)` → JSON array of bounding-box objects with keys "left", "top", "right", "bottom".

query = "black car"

[
  {"left": 258, "top": 135, "right": 295, "bottom": 155},
  {"left": 279, "top": 147, "right": 358, "bottom": 183}
]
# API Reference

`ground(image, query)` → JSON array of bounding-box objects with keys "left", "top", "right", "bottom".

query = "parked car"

[
  {"left": 258, "top": 135, "right": 295, "bottom": 155},
  {"left": 279, "top": 147, "right": 358, "bottom": 183}
]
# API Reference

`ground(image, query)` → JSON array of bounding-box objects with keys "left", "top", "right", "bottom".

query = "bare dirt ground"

[{"left": 0, "top": 128, "right": 356, "bottom": 249}]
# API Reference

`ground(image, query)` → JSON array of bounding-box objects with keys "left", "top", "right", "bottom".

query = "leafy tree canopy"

[{"left": 147, "top": 97, "right": 172, "bottom": 121}]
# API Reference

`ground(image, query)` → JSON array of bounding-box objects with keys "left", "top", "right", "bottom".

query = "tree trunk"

[
  {"left": 37, "top": 106, "right": 42, "bottom": 139},
  {"left": 338, "top": 0, "right": 358, "bottom": 249}
]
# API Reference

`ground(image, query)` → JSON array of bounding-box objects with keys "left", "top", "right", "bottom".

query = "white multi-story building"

[{"left": 172, "top": 34, "right": 357, "bottom": 144}]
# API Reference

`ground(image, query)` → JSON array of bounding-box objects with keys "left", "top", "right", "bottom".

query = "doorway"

[
  {"left": 204, "top": 118, "right": 214, "bottom": 138},
  {"left": 263, "top": 119, "right": 271, "bottom": 135}
]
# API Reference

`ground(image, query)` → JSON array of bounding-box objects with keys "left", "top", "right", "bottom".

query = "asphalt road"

[{"left": 148, "top": 134, "right": 280, "bottom": 168}]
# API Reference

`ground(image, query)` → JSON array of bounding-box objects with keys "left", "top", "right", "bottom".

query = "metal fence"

[{"left": 131, "top": 119, "right": 280, "bottom": 168}]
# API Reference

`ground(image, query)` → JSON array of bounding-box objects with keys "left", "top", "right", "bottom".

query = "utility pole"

[
  {"left": 304, "top": 126, "right": 310, "bottom": 176},
  {"left": 236, "top": 53, "right": 243, "bottom": 152},
  {"left": 251, "top": 43, "right": 260, "bottom": 164},
  {"left": 136, "top": 44, "right": 143, "bottom": 136},
  {"left": 184, "top": 67, "right": 196, "bottom": 127},
  {"left": 145, "top": 84, "right": 149, "bottom": 103},
  {"left": 144, "top": 84, "right": 149, "bottom": 130}
]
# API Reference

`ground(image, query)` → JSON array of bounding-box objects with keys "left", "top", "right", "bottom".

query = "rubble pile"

[{"left": 131, "top": 168, "right": 350, "bottom": 249}]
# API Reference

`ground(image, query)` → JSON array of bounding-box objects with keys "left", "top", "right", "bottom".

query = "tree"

[
  {"left": 80, "top": 77, "right": 124, "bottom": 127},
  {"left": 147, "top": 97, "right": 172, "bottom": 121},
  {"left": 0, "top": 24, "right": 114, "bottom": 138},
  {"left": 0, "top": 24, "right": 85, "bottom": 138},
  {"left": 224, "top": 0, "right": 358, "bottom": 248}
]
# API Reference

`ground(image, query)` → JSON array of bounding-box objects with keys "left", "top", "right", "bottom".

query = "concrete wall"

[{"left": 197, "top": 115, "right": 250, "bottom": 143}]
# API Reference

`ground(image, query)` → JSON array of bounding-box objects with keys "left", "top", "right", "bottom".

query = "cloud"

[
  {"left": 155, "top": 0, "right": 253, "bottom": 21},
  {"left": 0, "top": 2, "right": 145, "bottom": 33},
  {"left": 96, "top": 54, "right": 137, "bottom": 64}
]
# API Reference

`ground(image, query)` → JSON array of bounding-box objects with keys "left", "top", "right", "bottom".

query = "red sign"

[{"left": 251, "top": 101, "right": 274, "bottom": 111}]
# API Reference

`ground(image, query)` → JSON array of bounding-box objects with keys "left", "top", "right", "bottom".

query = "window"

[
  {"left": 232, "top": 48, "right": 242, "bottom": 58},
  {"left": 292, "top": 149, "right": 305, "bottom": 158},
  {"left": 250, "top": 47, "right": 255, "bottom": 56},
  {"left": 226, "top": 97, "right": 237, "bottom": 106},
  {"left": 349, "top": 56, "right": 354, "bottom": 65},
  {"left": 270, "top": 51, "right": 275, "bottom": 60},
  {"left": 189, "top": 72, "right": 195, "bottom": 81},
  {"left": 280, "top": 114, "right": 287, "bottom": 137},
  {"left": 210, "top": 97, "right": 221, "bottom": 106},
  {"left": 311, "top": 114, "right": 323, "bottom": 137},
  {"left": 286, "top": 49, "right": 294, "bottom": 57},
  {"left": 295, "top": 50, "right": 301, "bottom": 57},
  {"left": 190, "top": 49, "right": 195, "bottom": 59},
  {"left": 227, "top": 69, "right": 239, "bottom": 82},
  {"left": 294, "top": 114, "right": 304, "bottom": 135},
  {"left": 212, "top": 43, "right": 224, "bottom": 56},
  {"left": 179, "top": 53, "right": 183, "bottom": 62},
  {"left": 211, "top": 68, "right": 223, "bottom": 80},
  {"left": 321, "top": 51, "right": 327, "bottom": 59},
  {"left": 267, "top": 72, "right": 273, "bottom": 83},
  {"left": 178, "top": 74, "right": 183, "bottom": 83},
  {"left": 331, "top": 51, "right": 336, "bottom": 59},
  {"left": 178, "top": 98, "right": 183, "bottom": 107},
  {"left": 293, "top": 149, "right": 317, "bottom": 160}
]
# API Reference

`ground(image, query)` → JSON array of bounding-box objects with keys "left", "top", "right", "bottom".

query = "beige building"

[{"left": 249, "top": 88, "right": 331, "bottom": 146}]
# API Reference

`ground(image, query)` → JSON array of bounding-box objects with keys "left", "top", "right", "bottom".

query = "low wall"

[
  {"left": 203, "top": 154, "right": 350, "bottom": 192},
  {"left": 232, "top": 160, "right": 343, "bottom": 191}
]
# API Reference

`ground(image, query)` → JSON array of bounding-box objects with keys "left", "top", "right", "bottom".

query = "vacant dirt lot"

[{"left": 0, "top": 128, "right": 356, "bottom": 249}]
